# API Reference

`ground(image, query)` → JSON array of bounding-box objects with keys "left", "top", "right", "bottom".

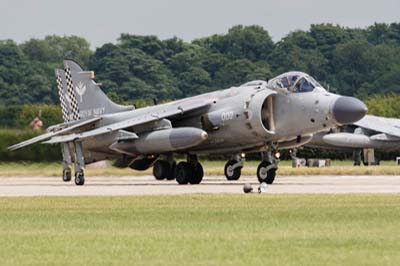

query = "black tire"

[
  {"left": 62, "top": 169, "right": 71, "bottom": 182},
  {"left": 166, "top": 161, "right": 176, "bottom": 180},
  {"left": 153, "top": 160, "right": 170, "bottom": 180},
  {"left": 75, "top": 171, "right": 85, "bottom": 186},
  {"left": 257, "top": 161, "right": 276, "bottom": 184},
  {"left": 190, "top": 163, "right": 203, "bottom": 184},
  {"left": 224, "top": 160, "right": 242, "bottom": 181},
  {"left": 175, "top": 162, "right": 191, "bottom": 185}
]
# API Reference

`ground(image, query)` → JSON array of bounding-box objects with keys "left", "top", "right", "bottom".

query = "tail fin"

[
  {"left": 56, "top": 59, "right": 133, "bottom": 122},
  {"left": 55, "top": 68, "right": 72, "bottom": 122}
]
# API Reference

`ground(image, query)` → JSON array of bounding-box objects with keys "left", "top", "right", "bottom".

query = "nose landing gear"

[
  {"left": 257, "top": 161, "right": 277, "bottom": 184},
  {"left": 257, "top": 151, "right": 278, "bottom": 184}
]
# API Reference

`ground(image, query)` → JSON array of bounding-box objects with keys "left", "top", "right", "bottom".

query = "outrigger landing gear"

[
  {"left": 257, "top": 151, "right": 278, "bottom": 184},
  {"left": 153, "top": 154, "right": 176, "bottom": 180},
  {"left": 62, "top": 169, "right": 72, "bottom": 182},
  {"left": 61, "top": 143, "right": 72, "bottom": 182},
  {"left": 175, "top": 154, "right": 204, "bottom": 185},
  {"left": 74, "top": 141, "right": 85, "bottom": 186},
  {"left": 224, "top": 154, "right": 245, "bottom": 181}
]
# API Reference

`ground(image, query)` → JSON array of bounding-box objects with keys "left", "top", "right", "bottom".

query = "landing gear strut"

[
  {"left": 74, "top": 141, "right": 85, "bottom": 186},
  {"left": 61, "top": 143, "right": 72, "bottom": 182},
  {"left": 175, "top": 154, "right": 204, "bottom": 185},
  {"left": 224, "top": 154, "right": 245, "bottom": 181},
  {"left": 257, "top": 151, "right": 278, "bottom": 184}
]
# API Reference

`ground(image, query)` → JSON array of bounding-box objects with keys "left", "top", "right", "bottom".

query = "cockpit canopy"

[{"left": 267, "top": 71, "right": 324, "bottom": 93}]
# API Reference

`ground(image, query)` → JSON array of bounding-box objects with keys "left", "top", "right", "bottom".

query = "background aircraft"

[
  {"left": 308, "top": 115, "right": 400, "bottom": 165},
  {"left": 9, "top": 60, "right": 367, "bottom": 185}
]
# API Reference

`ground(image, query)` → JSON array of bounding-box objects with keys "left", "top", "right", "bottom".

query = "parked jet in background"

[
  {"left": 9, "top": 61, "right": 367, "bottom": 185},
  {"left": 308, "top": 115, "right": 400, "bottom": 165}
]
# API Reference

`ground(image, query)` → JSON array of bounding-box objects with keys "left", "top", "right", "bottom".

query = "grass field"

[
  {"left": 0, "top": 160, "right": 400, "bottom": 177},
  {"left": 0, "top": 195, "right": 399, "bottom": 266}
]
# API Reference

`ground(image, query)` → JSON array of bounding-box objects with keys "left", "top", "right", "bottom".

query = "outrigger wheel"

[
  {"left": 224, "top": 160, "right": 242, "bottom": 181},
  {"left": 74, "top": 171, "right": 85, "bottom": 186},
  {"left": 62, "top": 169, "right": 72, "bottom": 182}
]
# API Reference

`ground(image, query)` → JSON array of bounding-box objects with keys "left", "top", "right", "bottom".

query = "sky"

[{"left": 1, "top": 0, "right": 399, "bottom": 48}]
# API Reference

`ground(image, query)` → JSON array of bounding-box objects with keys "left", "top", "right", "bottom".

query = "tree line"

[
  {"left": 1, "top": 23, "right": 400, "bottom": 161},
  {"left": 0, "top": 23, "right": 400, "bottom": 114}
]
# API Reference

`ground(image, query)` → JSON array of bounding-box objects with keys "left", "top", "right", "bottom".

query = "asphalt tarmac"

[{"left": 0, "top": 175, "right": 399, "bottom": 196}]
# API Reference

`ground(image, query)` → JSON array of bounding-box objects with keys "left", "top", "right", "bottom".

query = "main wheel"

[
  {"left": 175, "top": 162, "right": 192, "bottom": 185},
  {"left": 257, "top": 161, "right": 276, "bottom": 184},
  {"left": 62, "top": 169, "right": 72, "bottom": 182},
  {"left": 166, "top": 161, "right": 176, "bottom": 180},
  {"left": 189, "top": 163, "right": 203, "bottom": 184},
  {"left": 224, "top": 160, "right": 242, "bottom": 181},
  {"left": 75, "top": 171, "right": 85, "bottom": 186},
  {"left": 153, "top": 160, "right": 171, "bottom": 180}
]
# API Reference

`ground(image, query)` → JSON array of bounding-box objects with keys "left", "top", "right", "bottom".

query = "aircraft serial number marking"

[{"left": 221, "top": 111, "right": 234, "bottom": 121}]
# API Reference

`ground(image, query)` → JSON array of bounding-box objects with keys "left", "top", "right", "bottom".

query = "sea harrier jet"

[{"left": 9, "top": 61, "right": 367, "bottom": 185}]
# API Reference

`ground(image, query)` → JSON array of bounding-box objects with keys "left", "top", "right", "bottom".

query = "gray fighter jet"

[
  {"left": 308, "top": 115, "right": 400, "bottom": 165},
  {"left": 8, "top": 60, "right": 367, "bottom": 185}
]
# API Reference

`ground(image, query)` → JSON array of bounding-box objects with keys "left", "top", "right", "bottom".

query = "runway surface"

[{"left": 0, "top": 175, "right": 399, "bottom": 196}]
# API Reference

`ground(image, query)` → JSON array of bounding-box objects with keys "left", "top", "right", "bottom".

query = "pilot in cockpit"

[{"left": 267, "top": 72, "right": 322, "bottom": 94}]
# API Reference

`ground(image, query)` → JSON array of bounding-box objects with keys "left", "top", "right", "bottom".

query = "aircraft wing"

[
  {"left": 44, "top": 99, "right": 212, "bottom": 144},
  {"left": 8, "top": 117, "right": 102, "bottom": 151},
  {"left": 354, "top": 115, "right": 400, "bottom": 138}
]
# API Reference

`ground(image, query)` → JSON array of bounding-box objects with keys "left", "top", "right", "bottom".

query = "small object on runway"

[
  {"left": 243, "top": 183, "right": 253, "bottom": 193},
  {"left": 258, "top": 182, "right": 268, "bottom": 193}
]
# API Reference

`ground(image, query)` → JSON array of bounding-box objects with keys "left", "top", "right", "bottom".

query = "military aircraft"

[
  {"left": 8, "top": 61, "right": 367, "bottom": 185},
  {"left": 308, "top": 115, "right": 400, "bottom": 165}
]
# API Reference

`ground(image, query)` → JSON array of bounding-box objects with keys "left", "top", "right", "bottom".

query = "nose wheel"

[{"left": 257, "top": 161, "right": 277, "bottom": 184}]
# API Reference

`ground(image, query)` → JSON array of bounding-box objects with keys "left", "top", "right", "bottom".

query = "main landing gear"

[
  {"left": 61, "top": 142, "right": 86, "bottom": 186},
  {"left": 153, "top": 154, "right": 176, "bottom": 180},
  {"left": 175, "top": 154, "right": 204, "bottom": 185},
  {"left": 153, "top": 154, "right": 204, "bottom": 185}
]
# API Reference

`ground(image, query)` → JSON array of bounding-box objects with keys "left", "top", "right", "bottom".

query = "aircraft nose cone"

[{"left": 332, "top": 96, "right": 367, "bottom": 124}]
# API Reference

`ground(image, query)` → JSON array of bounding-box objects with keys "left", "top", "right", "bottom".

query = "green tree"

[
  {"left": 195, "top": 25, "right": 274, "bottom": 61},
  {"left": 214, "top": 59, "right": 271, "bottom": 88},
  {"left": 365, "top": 94, "right": 400, "bottom": 118}
]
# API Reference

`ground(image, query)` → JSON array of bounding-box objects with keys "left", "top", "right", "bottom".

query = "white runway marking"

[{"left": 0, "top": 175, "right": 399, "bottom": 196}]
